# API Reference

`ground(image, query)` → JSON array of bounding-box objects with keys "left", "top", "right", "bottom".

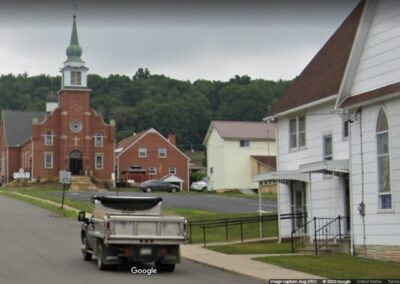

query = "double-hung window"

[
  {"left": 95, "top": 154, "right": 104, "bottom": 170},
  {"left": 323, "top": 135, "right": 333, "bottom": 161},
  {"left": 159, "top": 148, "right": 167, "bottom": 158},
  {"left": 239, "top": 140, "right": 250, "bottom": 147},
  {"left": 169, "top": 167, "right": 176, "bottom": 175},
  {"left": 148, "top": 166, "right": 157, "bottom": 175},
  {"left": 44, "top": 152, "right": 53, "bottom": 169},
  {"left": 289, "top": 116, "right": 306, "bottom": 150},
  {"left": 71, "top": 71, "right": 82, "bottom": 86},
  {"left": 139, "top": 148, "right": 147, "bottom": 158}
]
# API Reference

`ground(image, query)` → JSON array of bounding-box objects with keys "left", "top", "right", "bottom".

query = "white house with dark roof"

[
  {"left": 203, "top": 121, "right": 276, "bottom": 191},
  {"left": 255, "top": 0, "right": 400, "bottom": 262}
]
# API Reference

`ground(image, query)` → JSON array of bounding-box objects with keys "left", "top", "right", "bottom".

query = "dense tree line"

[{"left": 0, "top": 69, "right": 291, "bottom": 150}]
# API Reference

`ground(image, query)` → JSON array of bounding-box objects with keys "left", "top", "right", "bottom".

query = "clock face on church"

[{"left": 70, "top": 121, "right": 82, "bottom": 133}]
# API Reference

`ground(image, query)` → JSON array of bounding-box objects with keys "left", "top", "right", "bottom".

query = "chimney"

[{"left": 168, "top": 132, "right": 176, "bottom": 145}]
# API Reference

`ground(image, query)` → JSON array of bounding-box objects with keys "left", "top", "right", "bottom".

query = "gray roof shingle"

[
  {"left": 2, "top": 110, "right": 46, "bottom": 146},
  {"left": 211, "top": 121, "right": 276, "bottom": 140}
]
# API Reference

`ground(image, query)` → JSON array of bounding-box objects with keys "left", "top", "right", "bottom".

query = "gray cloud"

[{"left": 0, "top": 0, "right": 358, "bottom": 81}]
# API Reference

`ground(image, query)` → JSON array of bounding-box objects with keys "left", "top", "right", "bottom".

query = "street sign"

[
  {"left": 13, "top": 168, "right": 30, "bottom": 179},
  {"left": 59, "top": 170, "right": 72, "bottom": 184}
]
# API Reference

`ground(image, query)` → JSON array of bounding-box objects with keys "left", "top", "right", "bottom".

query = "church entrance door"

[{"left": 70, "top": 150, "right": 83, "bottom": 175}]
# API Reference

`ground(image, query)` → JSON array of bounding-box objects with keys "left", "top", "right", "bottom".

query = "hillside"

[{"left": 0, "top": 68, "right": 291, "bottom": 150}]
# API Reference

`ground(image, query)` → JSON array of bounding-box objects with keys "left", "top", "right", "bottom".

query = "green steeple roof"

[{"left": 66, "top": 15, "right": 83, "bottom": 62}]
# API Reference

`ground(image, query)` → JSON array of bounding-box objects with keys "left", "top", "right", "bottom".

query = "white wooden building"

[
  {"left": 255, "top": 0, "right": 400, "bottom": 262},
  {"left": 203, "top": 121, "right": 276, "bottom": 191}
]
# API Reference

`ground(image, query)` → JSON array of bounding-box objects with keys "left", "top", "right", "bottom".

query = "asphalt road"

[
  {"left": 61, "top": 191, "right": 277, "bottom": 213},
  {"left": 0, "top": 195, "right": 265, "bottom": 284}
]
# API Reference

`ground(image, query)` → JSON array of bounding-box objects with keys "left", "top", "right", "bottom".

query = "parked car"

[
  {"left": 191, "top": 177, "right": 209, "bottom": 192},
  {"left": 139, "top": 179, "right": 181, "bottom": 193}
]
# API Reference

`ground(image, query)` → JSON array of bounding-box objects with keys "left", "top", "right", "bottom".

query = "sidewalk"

[{"left": 181, "top": 244, "right": 323, "bottom": 282}]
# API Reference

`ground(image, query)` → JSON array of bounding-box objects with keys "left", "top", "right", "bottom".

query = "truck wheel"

[
  {"left": 82, "top": 235, "right": 92, "bottom": 261},
  {"left": 170, "top": 188, "right": 177, "bottom": 193},
  {"left": 145, "top": 187, "right": 152, "bottom": 193},
  {"left": 97, "top": 244, "right": 109, "bottom": 271},
  {"left": 155, "top": 262, "right": 175, "bottom": 272}
]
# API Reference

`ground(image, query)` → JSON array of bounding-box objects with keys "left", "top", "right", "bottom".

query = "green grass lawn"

[
  {"left": 207, "top": 240, "right": 292, "bottom": 254},
  {"left": 170, "top": 209, "right": 279, "bottom": 244},
  {"left": 0, "top": 191, "right": 78, "bottom": 219},
  {"left": 0, "top": 183, "right": 94, "bottom": 212},
  {"left": 255, "top": 254, "right": 400, "bottom": 279},
  {"left": 1, "top": 183, "right": 278, "bottom": 244}
]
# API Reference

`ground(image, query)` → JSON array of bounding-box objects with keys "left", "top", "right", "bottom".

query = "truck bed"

[{"left": 90, "top": 214, "right": 187, "bottom": 245}]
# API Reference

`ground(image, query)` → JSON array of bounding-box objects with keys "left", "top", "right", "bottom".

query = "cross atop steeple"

[{"left": 72, "top": 4, "right": 79, "bottom": 17}]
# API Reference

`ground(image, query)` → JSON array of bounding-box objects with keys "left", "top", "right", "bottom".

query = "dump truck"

[{"left": 78, "top": 196, "right": 187, "bottom": 272}]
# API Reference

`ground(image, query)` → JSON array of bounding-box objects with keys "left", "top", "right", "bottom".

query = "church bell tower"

[{"left": 60, "top": 15, "right": 89, "bottom": 89}]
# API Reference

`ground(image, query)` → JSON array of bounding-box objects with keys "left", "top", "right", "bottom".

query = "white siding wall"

[
  {"left": 206, "top": 129, "right": 225, "bottom": 191},
  {"left": 351, "top": 0, "right": 400, "bottom": 95},
  {"left": 349, "top": 98, "right": 400, "bottom": 246},
  {"left": 223, "top": 139, "right": 276, "bottom": 189},
  {"left": 278, "top": 101, "right": 349, "bottom": 238}
]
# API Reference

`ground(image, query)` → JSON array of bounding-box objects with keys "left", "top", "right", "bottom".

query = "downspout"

[
  {"left": 113, "top": 139, "right": 116, "bottom": 188},
  {"left": 187, "top": 159, "right": 190, "bottom": 192},
  {"left": 275, "top": 120, "right": 282, "bottom": 243},
  {"left": 348, "top": 115, "right": 355, "bottom": 255},
  {"left": 356, "top": 108, "right": 366, "bottom": 246},
  {"left": 31, "top": 138, "right": 34, "bottom": 181},
  {"left": 6, "top": 146, "right": 9, "bottom": 184}
]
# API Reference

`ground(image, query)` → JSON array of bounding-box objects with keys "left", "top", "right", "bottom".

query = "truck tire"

[
  {"left": 97, "top": 244, "right": 111, "bottom": 271},
  {"left": 82, "top": 235, "right": 92, "bottom": 261},
  {"left": 145, "top": 187, "right": 152, "bottom": 193},
  {"left": 155, "top": 261, "right": 175, "bottom": 272},
  {"left": 170, "top": 188, "right": 177, "bottom": 193}
]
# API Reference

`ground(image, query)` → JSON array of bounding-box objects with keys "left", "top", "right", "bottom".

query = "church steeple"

[
  {"left": 66, "top": 15, "right": 83, "bottom": 63},
  {"left": 60, "top": 15, "right": 89, "bottom": 89}
]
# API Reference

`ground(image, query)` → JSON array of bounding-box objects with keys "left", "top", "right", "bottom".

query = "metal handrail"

[
  {"left": 290, "top": 213, "right": 311, "bottom": 253},
  {"left": 314, "top": 215, "right": 347, "bottom": 254},
  {"left": 291, "top": 215, "right": 349, "bottom": 254}
]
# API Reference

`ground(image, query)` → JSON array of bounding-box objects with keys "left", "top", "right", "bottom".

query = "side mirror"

[{"left": 78, "top": 211, "right": 87, "bottom": 222}]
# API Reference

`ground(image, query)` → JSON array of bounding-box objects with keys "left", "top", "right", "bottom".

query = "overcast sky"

[{"left": 0, "top": 0, "right": 358, "bottom": 81}]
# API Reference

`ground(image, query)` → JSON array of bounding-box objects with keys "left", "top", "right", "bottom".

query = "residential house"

[
  {"left": 115, "top": 129, "right": 190, "bottom": 190},
  {"left": 0, "top": 16, "right": 115, "bottom": 186},
  {"left": 251, "top": 156, "right": 277, "bottom": 193},
  {"left": 203, "top": 121, "right": 276, "bottom": 191},
  {"left": 255, "top": 0, "right": 400, "bottom": 262}
]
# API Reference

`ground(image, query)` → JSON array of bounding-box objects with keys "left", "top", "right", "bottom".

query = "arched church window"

[
  {"left": 44, "top": 131, "right": 54, "bottom": 146},
  {"left": 95, "top": 133, "right": 103, "bottom": 147},
  {"left": 376, "top": 109, "right": 391, "bottom": 209}
]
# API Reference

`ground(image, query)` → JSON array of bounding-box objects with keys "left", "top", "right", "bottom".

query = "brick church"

[{"left": 0, "top": 16, "right": 115, "bottom": 185}]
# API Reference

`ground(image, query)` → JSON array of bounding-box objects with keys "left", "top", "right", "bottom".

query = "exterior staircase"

[
  {"left": 298, "top": 237, "right": 350, "bottom": 255},
  {"left": 69, "top": 175, "right": 104, "bottom": 192}
]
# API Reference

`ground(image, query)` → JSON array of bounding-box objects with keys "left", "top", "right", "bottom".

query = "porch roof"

[
  {"left": 253, "top": 170, "right": 310, "bottom": 184},
  {"left": 300, "top": 159, "right": 349, "bottom": 174}
]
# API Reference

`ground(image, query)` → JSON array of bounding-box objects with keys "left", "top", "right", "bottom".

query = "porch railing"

[{"left": 291, "top": 215, "right": 349, "bottom": 254}]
